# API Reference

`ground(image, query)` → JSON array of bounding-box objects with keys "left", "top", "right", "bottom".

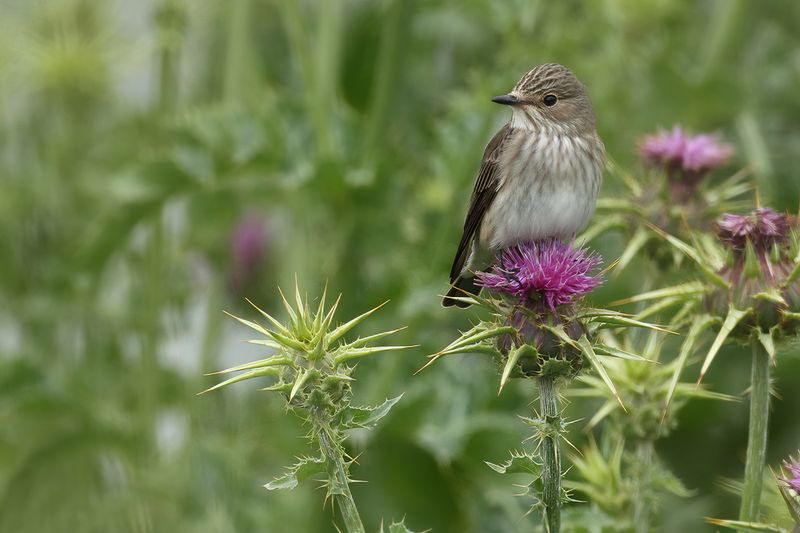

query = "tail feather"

[{"left": 442, "top": 276, "right": 480, "bottom": 308}]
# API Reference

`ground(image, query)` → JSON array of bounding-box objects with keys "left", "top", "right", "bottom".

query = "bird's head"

[{"left": 493, "top": 63, "right": 596, "bottom": 134}]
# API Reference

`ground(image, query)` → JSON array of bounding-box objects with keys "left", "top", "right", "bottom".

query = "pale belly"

[{"left": 477, "top": 134, "right": 601, "bottom": 252}]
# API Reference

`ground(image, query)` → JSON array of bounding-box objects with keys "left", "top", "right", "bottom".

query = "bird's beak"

[{"left": 491, "top": 94, "right": 520, "bottom": 106}]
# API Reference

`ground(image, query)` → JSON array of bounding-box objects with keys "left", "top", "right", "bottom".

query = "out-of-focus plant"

[
  {"left": 626, "top": 207, "right": 800, "bottom": 523},
  {"left": 586, "top": 126, "right": 748, "bottom": 272},
  {"left": 570, "top": 329, "right": 736, "bottom": 531},
  {"left": 202, "top": 283, "right": 413, "bottom": 533},
  {"left": 427, "top": 239, "right": 666, "bottom": 532},
  {"left": 708, "top": 452, "right": 800, "bottom": 532}
]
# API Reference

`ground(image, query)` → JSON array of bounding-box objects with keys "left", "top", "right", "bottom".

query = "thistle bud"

[{"left": 708, "top": 208, "right": 800, "bottom": 336}]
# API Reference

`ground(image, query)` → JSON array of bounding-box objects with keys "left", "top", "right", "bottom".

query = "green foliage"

[{"left": 2, "top": 0, "right": 800, "bottom": 531}]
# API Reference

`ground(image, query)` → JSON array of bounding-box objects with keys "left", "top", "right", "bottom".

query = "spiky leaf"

[
  {"left": 263, "top": 456, "right": 327, "bottom": 491},
  {"left": 340, "top": 395, "right": 403, "bottom": 430}
]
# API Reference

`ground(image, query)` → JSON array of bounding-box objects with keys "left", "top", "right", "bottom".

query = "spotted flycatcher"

[{"left": 443, "top": 63, "right": 605, "bottom": 307}]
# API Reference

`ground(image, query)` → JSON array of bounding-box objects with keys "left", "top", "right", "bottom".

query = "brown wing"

[{"left": 448, "top": 123, "right": 512, "bottom": 282}]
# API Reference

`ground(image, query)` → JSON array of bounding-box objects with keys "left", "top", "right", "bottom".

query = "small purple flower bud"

[{"left": 476, "top": 239, "right": 603, "bottom": 314}]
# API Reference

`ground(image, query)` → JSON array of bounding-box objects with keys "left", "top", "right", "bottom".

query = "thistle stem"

[
  {"left": 315, "top": 420, "right": 365, "bottom": 533},
  {"left": 538, "top": 376, "right": 561, "bottom": 533},
  {"left": 739, "top": 336, "right": 771, "bottom": 522},
  {"left": 632, "top": 439, "right": 655, "bottom": 533}
]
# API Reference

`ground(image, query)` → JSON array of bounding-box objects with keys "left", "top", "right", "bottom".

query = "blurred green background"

[{"left": 1, "top": 0, "right": 799, "bottom": 531}]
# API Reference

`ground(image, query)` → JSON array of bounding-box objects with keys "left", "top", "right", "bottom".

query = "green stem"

[
  {"left": 315, "top": 420, "right": 365, "bottom": 533},
  {"left": 632, "top": 439, "right": 655, "bottom": 533},
  {"left": 739, "top": 336, "right": 771, "bottom": 522},
  {"left": 538, "top": 376, "right": 561, "bottom": 533},
  {"left": 154, "top": 0, "right": 185, "bottom": 112}
]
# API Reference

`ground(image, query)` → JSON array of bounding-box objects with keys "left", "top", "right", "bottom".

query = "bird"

[{"left": 443, "top": 63, "right": 605, "bottom": 307}]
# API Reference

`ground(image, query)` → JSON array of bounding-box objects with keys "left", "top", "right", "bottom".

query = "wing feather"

[{"left": 448, "top": 123, "right": 512, "bottom": 282}]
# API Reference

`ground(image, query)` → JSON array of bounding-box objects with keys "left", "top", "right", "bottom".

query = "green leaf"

[
  {"left": 225, "top": 310, "right": 307, "bottom": 351},
  {"left": 245, "top": 339, "right": 283, "bottom": 349},
  {"left": 205, "top": 354, "right": 292, "bottom": 375},
  {"left": 578, "top": 214, "right": 627, "bottom": 244},
  {"left": 662, "top": 315, "right": 717, "bottom": 421},
  {"left": 611, "top": 282, "right": 708, "bottom": 305},
  {"left": 245, "top": 298, "right": 292, "bottom": 337},
  {"left": 632, "top": 296, "right": 683, "bottom": 322},
  {"left": 263, "top": 456, "right": 327, "bottom": 491},
  {"left": 347, "top": 327, "right": 407, "bottom": 348},
  {"left": 591, "top": 314, "right": 675, "bottom": 334},
  {"left": 584, "top": 398, "right": 618, "bottom": 431},
  {"left": 784, "top": 258, "right": 800, "bottom": 285},
  {"left": 199, "top": 367, "right": 282, "bottom": 394},
  {"left": 697, "top": 306, "right": 750, "bottom": 384},
  {"left": 340, "top": 395, "right": 403, "bottom": 430},
  {"left": 645, "top": 224, "right": 729, "bottom": 288},
  {"left": 224, "top": 311, "right": 272, "bottom": 337},
  {"left": 277, "top": 286, "right": 302, "bottom": 332},
  {"left": 289, "top": 368, "right": 314, "bottom": 401},
  {"left": 577, "top": 335, "right": 625, "bottom": 410},
  {"left": 752, "top": 290, "right": 787, "bottom": 307},
  {"left": 421, "top": 324, "right": 513, "bottom": 371},
  {"left": 486, "top": 450, "right": 542, "bottom": 476},
  {"left": 499, "top": 344, "right": 535, "bottom": 393},
  {"left": 704, "top": 518, "right": 785, "bottom": 532},
  {"left": 593, "top": 343, "right": 651, "bottom": 362},
  {"left": 380, "top": 518, "right": 424, "bottom": 533},
  {"left": 326, "top": 300, "right": 388, "bottom": 346},
  {"left": 333, "top": 345, "right": 414, "bottom": 365},
  {"left": 540, "top": 323, "right": 579, "bottom": 348},
  {"left": 757, "top": 328, "right": 777, "bottom": 364},
  {"left": 616, "top": 226, "right": 650, "bottom": 273}
]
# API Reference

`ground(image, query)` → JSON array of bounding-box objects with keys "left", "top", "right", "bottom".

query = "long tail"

[{"left": 442, "top": 276, "right": 480, "bottom": 308}]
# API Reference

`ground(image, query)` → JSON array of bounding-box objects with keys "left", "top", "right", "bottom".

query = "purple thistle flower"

[
  {"left": 781, "top": 455, "right": 800, "bottom": 493},
  {"left": 639, "top": 126, "right": 733, "bottom": 175},
  {"left": 717, "top": 208, "right": 792, "bottom": 253},
  {"left": 708, "top": 208, "right": 800, "bottom": 324},
  {"left": 682, "top": 134, "right": 733, "bottom": 172},
  {"left": 640, "top": 126, "right": 687, "bottom": 165},
  {"left": 476, "top": 239, "right": 602, "bottom": 312}
]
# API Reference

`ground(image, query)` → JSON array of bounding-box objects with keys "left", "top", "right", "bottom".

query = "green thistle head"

[
  {"left": 622, "top": 206, "right": 800, "bottom": 385},
  {"left": 201, "top": 282, "right": 410, "bottom": 419}
]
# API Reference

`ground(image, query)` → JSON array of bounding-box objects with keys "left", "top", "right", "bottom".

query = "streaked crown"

[
  {"left": 514, "top": 64, "right": 587, "bottom": 98},
  {"left": 501, "top": 63, "right": 597, "bottom": 133}
]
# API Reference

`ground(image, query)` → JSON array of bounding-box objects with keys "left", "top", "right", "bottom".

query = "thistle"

[
  {"left": 781, "top": 455, "right": 800, "bottom": 496},
  {"left": 587, "top": 126, "right": 747, "bottom": 273},
  {"left": 430, "top": 240, "right": 664, "bottom": 533},
  {"left": 201, "top": 282, "right": 412, "bottom": 533},
  {"left": 620, "top": 207, "right": 800, "bottom": 524},
  {"left": 571, "top": 329, "right": 735, "bottom": 531},
  {"left": 640, "top": 126, "right": 734, "bottom": 200}
]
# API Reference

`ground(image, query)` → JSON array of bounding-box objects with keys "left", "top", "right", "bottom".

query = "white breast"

[{"left": 479, "top": 130, "right": 602, "bottom": 251}]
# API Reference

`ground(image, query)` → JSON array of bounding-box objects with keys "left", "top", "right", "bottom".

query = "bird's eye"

[{"left": 543, "top": 94, "right": 558, "bottom": 106}]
